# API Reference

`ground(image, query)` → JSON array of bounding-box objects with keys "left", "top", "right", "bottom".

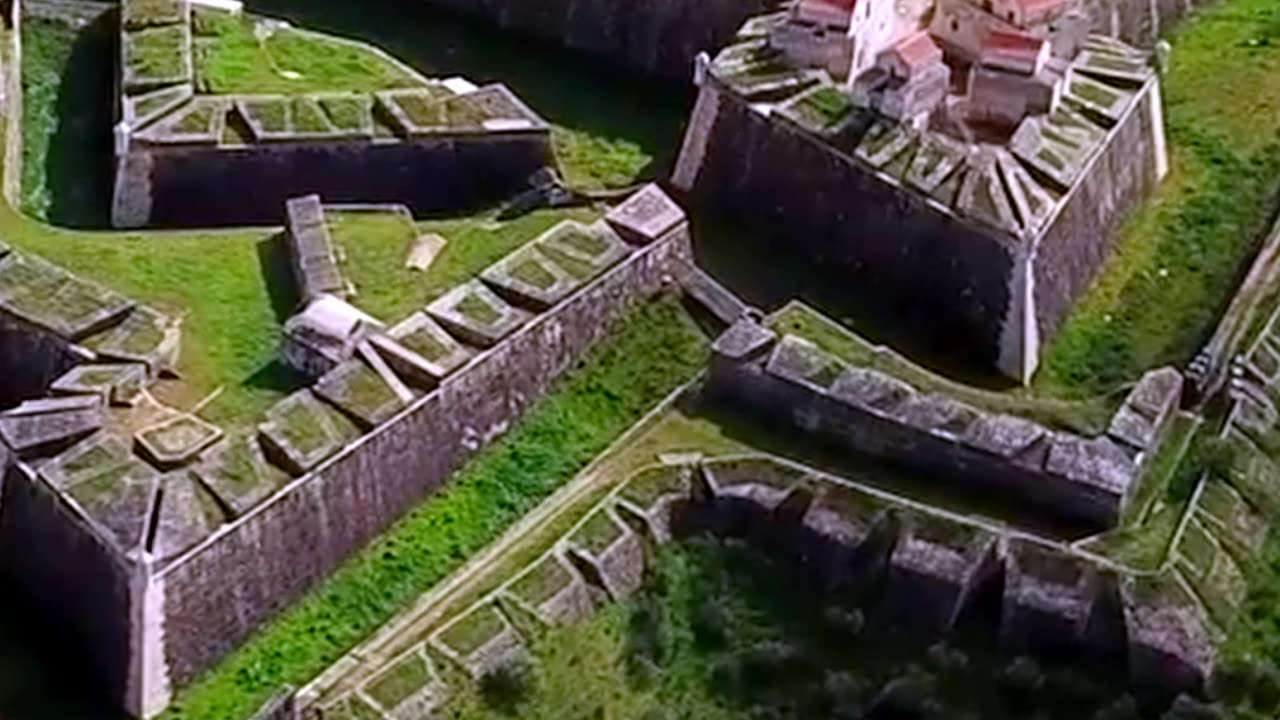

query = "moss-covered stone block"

[{"left": 425, "top": 280, "right": 531, "bottom": 349}]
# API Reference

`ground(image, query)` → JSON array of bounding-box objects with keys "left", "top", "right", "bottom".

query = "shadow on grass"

[
  {"left": 42, "top": 12, "right": 116, "bottom": 228},
  {"left": 257, "top": 231, "right": 301, "bottom": 323}
]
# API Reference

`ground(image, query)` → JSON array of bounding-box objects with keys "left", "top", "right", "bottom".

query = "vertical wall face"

[
  {"left": 154, "top": 228, "right": 690, "bottom": 687},
  {"left": 0, "top": 312, "right": 81, "bottom": 407},
  {"left": 688, "top": 89, "right": 1018, "bottom": 365},
  {"left": 1032, "top": 80, "right": 1165, "bottom": 344},
  {"left": 0, "top": 465, "right": 134, "bottom": 710},
  {"left": 120, "top": 134, "right": 554, "bottom": 227},
  {"left": 416, "top": 0, "right": 773, "bottom": 80}
]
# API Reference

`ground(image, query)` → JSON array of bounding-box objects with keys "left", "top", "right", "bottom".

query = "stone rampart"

[
  {"left": 116, "top": 130, "right": 553, "bottom": 227},
  {"left": 685, "top": 80, "right": 1018, "bottom": 367},
  {"left": 147, "top": 192, "right": 691, "bottom": 700},
  {"left": 678, "top": 62, "right": 1165, "bottom": 379},
  {"left": 414, "top": 0, "right": 775, "bottom": 80},
  {"left": 707, "top": 317, "right": 1182, "bottom": 530}
]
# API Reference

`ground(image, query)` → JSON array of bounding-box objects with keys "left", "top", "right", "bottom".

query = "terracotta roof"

[
  {"left": 980, "top": 29, "right": 1048, "bottom": 73},
  {"left": 803, "top": 0, "right": 859, "bottom": 9},
  {"left": 887, "top": 31, "right": 943, "bottom": 75},
  {"left": 1012, "top": 0, "right": 1070, "bottom": 12}
]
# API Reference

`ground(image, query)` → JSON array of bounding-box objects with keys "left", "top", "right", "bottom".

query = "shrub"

[{"left": 479, "top": 660, "right": 534, "bottom": 714}]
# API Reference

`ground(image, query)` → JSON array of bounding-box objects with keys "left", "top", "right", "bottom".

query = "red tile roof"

[
  {"left": 887, "top": 31, "right": 943, "bottom": 75},
  {"left": 980, "top": 29, "right": 1048, "bottom": 74}
]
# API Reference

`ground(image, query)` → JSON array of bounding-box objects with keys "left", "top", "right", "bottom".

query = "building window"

[
  {"left": 952, "top": 19, "right": 959, "bottom": 32},
  {"left": 1008, "top": 11, "right": 1016, "bottom": 21}
]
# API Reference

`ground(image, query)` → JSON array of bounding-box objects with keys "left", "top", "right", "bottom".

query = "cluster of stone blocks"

[
  {"left": 675, "top": 9, "right": 1168, "bottom": 383},
  {"left": 708, "top": 314, "right": 1182, "bottom": 529},
  {"left": 111, "top": 0, "right": 554, "bottom": 227},
  {"left": 0, "top": 183, "right": 690, "bottom": 718},
  {"left": 308, "top": 449, "right": 1218, "bottom": 720}
]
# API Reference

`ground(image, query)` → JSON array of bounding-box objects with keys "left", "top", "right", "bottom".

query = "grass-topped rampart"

[{"left": 155, "top": 297, "right": 708, "bottom": 720}]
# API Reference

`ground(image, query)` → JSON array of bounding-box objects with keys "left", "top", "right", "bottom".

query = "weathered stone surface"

[
  {"left": 1045, "top": 435, "right": 1135, "bottom": 497},
  {"left": 1108, "top": 366, "right": 1183, "bottom": 452},
  {"left": 286, "top": 195, "right": 346, "bottom": 302},
  {"left": 886, "top": 513, "right": 999, "bottom": 632},
  {"left": 283, "top": 295, "right": 381, "bottom": 379},
  {"left": 0, "top": 395, "right": 104, "bottom": 457},
  {"left": 830, "top": 368, "right": 916, "bottom": 412},
  {"left": 192, "top": 434, "right": 288, "bottom": 518},
  {"left": 50, "top": 363, "right": 149, "bottom": 406},
  {"left": 1123, "top": 576, "right": 1215, "bottom": 695},
  {"left": 1002, "top": 541, "right": 1094, "bottom": 651},
  {"left": 150, "top": 471, "right": 227, "bottom": 562},
  {"left": 605, "top": 183, "right": 685, "bottom": 245},
  {"left": 136, "top": 414, "right": 224, "bottom": 470},
  {"left": 765, "top": 335, "right": 837, "bottom": 387},
  {"left": 257, "top": 391, "right": 357, "bottom": 476},
  {"left": 711, "top": 317, "right": 777, "bottom": 361},
  {"left": 426, "top": 280, "right": 532, "bottom": 349},
  {"left": 894, "top": 393, "right": 980, "bottom": 437},
  {"left": 86, "top": 305, "right": 181, "bottom": 375},
  {"left": 379, "top": 311, "right": 473, "bottom": 386}
]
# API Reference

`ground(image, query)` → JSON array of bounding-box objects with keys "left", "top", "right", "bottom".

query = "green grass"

[
  {"left": 771, "top": 302, "right": 1119, "bottom": 435},
  {"left": 126, "top": 25, "right": 190, "bottom": 82},
  {"left": 508, "top": 556, "right": 574, "bottom": 608},
  {"left": 364, "top": 653, "right": 433, "bottom": 709},
  {"left": 570, "top": 510, "right": 625, "bottom": 557},
  {"left": 438, "top": 606, "right": 507, "bottom": 657},
  {"left": 157, "top": 297, "right": 709, "bottom": 720},
  {"left": 318, "top": 94, "right": 370, "bottom": 130},
  {"left": 1039, "top": 0, "right": 1280, "bottom": 395},
  {"left": 194, "top": 14, "right": 423, "bottom": 95},
  {"left": 290, "top": 98, "right": 332, "bottom": 133},
  {"left": 455, "top": 291, "right": 501, "bottom": 326},
  {"left": 336, "top": 208, "right": 598, "bottom": 323},
  {"left": 435, "top": 539, "right": 1135, "bottom": 720},
  {"left": 508, "top": 258, "right": 558, "bottom": 289}
]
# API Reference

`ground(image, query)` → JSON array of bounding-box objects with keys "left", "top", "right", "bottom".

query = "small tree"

[
  {"left": 479, "top": 660, "right": 534, "bottom": 715},
  {"left": 1161, "top": 695, "right": 1226, "bottom": 720}
]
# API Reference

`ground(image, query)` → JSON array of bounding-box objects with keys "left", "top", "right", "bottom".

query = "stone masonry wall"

[
  {"left": 0, "top": 463, "right": 134, "bottom": 709},
  {"left": 688, "top": 82, "right": 1018, "bottom": 367},
  {"left": 1031, "top": 78, "right": 1166, "bottom": 343},
  {"left": 708, "top": 346, "right": 1124, "bottom": 529},
  {"left": 153, "top": 222, "right": 691, "bottom": 690},
  {"left": 116, "top": 132, "right": 553, "bottom": 227},
  {"left": 0, "top": 310, "right": 82, "bottom": 407},
  {"left": 415, "top": 0, "right": 774, "bottom": 80}
]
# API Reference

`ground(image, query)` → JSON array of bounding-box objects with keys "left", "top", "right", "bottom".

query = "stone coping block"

[
  {"left": 605, "top": 184, "right": 685, "bottom": 245},
  {"left": 286, "top": 195, "right": 346, "bottom": 302},
  {"left": 50, "top": 363, "right": 150, "bottom": 406},
  {"left": 0, "top": 395, "right": 104, "bottom": 457},
  {"left": 0, "top": 252, "right": 135, "bottom": 340},
  {"left": 39, "top": 434, "right": 160, "bottom": 554},
  {"left": 1044, "top": 435, "right": 1135, "bottom": 496},
  {"left": 425, "top": 280, "right": 531, "bottom": 349},
  {"left": 480, "top": 242, "right": 580, "bottom": 311},
  {"left": 193, "top": 433, "right": 288, "bottom": 517},
  {"left": 135, "top": 97, "right": 226, "bottom": 145},
  {"left": 313, "top": 357, "right": 412, "bottom": 430},
  {"left": 1123, "top": 576, "right": 1216, "bottom": 689},
  {"left": 361, "top": 648, "right": 450, "bottom": 719},
  {"left": 150, "top": 470, "right": 227, "bottom": 561},
  {"left": 1108, "top": 367, "right": 1183, "bottom": 453},
  {"left": 712, "top": 316, "right": 778, "bottom": 361},
  {"left": 124, "top": 83, "right": 193, "bottom": 129},
  {"left": 502, "top": 552, "right": 597, "bottom": 625},
  {"left": 380, "top": 312, "right": 472, "bottom": 385},
  {"left": 136, "top": 413, "right": 224, "bottom": 469},
  {"left": 258, "top": 390, "right": 356, "bottom": 476},
  {"left": 536, "top": 220, "right": 633, "bottom": 277},
  {"left": 85, "top": 305, "right": 181, "bottom": 374},
  {"left": 431, "top": 603, "right": 528, "bottom": 678}
]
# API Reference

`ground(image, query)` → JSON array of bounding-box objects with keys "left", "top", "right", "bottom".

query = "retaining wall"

[
  {"left": 415, "top": 0, "right": 775, "bottom": 80},
  {"left": 114, "top": 131, "right": 554, "bottom": 227},
  {"left": 0, "top": 310, "right": 83, "bottom": 406},
  {"left": 146, "top": 213, "right": 692, "bottom": 706},
  {"left": 679, "top": 72, "right": 1165, "bottom": 377}
]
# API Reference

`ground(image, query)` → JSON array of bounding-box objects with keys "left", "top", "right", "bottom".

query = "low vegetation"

[
  {"left": 157, "top": 298, "right": 709, "bottom": 720},
  {"left": 1040, "top": 0, "right": 1280, "bottom": 396},
  {"left": 437, "top": 539, "right": 1144, "bottom": 720}
]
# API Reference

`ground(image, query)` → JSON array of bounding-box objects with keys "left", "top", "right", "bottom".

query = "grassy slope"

[
  {"left": 160, "top": 298, "right": 709, "bottom": 720},
  {"left": 336, "top": 207, "right": 597, "bottom": 324},
  {"left": 194, "top": 11, "right": 424, "bottom": 94},
  {"left": 1038, "top": 0, "right": 1280, "bottom": 396}
]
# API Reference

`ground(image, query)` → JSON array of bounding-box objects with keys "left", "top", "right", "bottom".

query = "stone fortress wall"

[
  {"left": 111, "top": 0, "right": 555, "bottom": 227},
  {"left": 0, "top": 184, "right": 694, "bottom": 718},
  {"left": 300, "top": 453, "right": 1217, "bottom": 720},
  {"left": 121, "top": 124, "right": 555, "bottom": 227},
  {"left": 152, "top": 187, "right": 691, "bottom": 707},
  {"left": 411, "top": 0, "right": 776, "bottom": 80},
  {"left": 403, "top": 0, "right": 1209, "bottom": 83},
  {"left": 672, "top": 21, "right": 1168, "bottom": 381},
  {"left": 707, "top": 315, "right": 1184, "bottom": 530}
]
